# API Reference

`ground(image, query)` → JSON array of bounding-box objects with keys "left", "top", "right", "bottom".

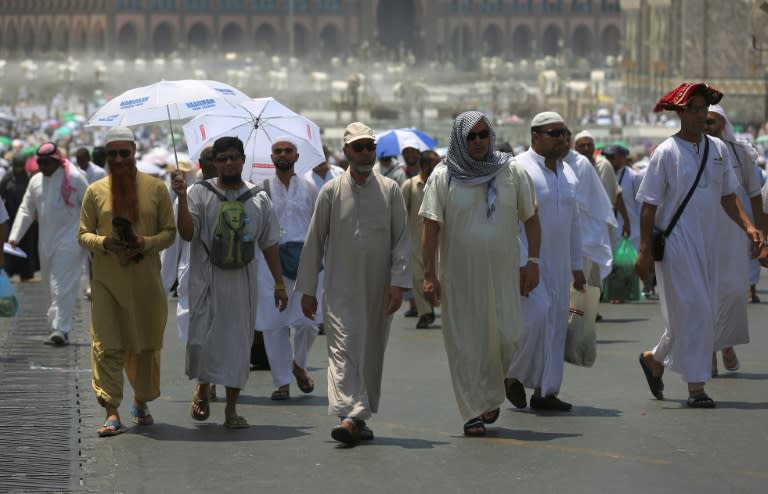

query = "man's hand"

[
  {"left": 385, "top": 286, "right": 403, "bottom": 315},
  {"left": 634, "top": 250, "right": 655, "bottom": 280},
  {"left": 124, "top": 235, "right": 145, "bottom": 258},
  {"left": 301, "top": 294, "right": 318, "bottom": 320},
  {"left": 572, "top": 270, "right": 587, "bottom": 291},
  {"left": 170, "top": 170, "right": 187, "bottom": 198},
  {"left": 622, "top": 222, "right": 631, "bottom": 239},
  {"left": 423, "top": 274, "right": 441, "bottom": 307},
  {"left": 103, "top": 236, "right": 128, "bottom": 254},
  {"left": 520, "top": 262, "right": 539, "bottom": 297},
  {"left": 274, "top": 288, "right": 288, "bottom": 312},
  {"left": 746, "top": 226, "right": 764, "bottom": 259}
]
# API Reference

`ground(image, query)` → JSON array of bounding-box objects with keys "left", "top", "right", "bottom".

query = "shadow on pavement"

[
  {"left": 131, "top": 423, "right": 314, "bottom": 441},
  {"left": 484, "top": 428, "right": 582, "bottom": 441},
  {"left": 596, "top": 339, "right": 639, "bottom": 344},
  {"left": 237, "top": 394, "right": 329, "bottom": 407},
  {"left": 509, "top": 406, "right": 622, "bottom": 417},
  {"left": 599, "top": 318, "right": 649, "bottom": 323},
  {"left": 353, "top": 436, "right": 451, "bottom": 449},
  {"left": 715, "top": 372, "right": 768, "bottom": 381}
]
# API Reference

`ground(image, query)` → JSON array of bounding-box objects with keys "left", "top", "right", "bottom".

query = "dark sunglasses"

[
  {"left": 705, "top": 119, "right": 717, "bottom": 125},
  {"left": 107, "top": 149, "right": 133, "bottom": 159},
  {"left": 272, "top": 147, "right": 295, "bottom": 154},
  {"left": 537, "top": 128, "right": 569, "bottom": 138},
  {"left": 466, "top": 129, "right": 490, "bottom": 141},
  {"left": 350, "top": 141, "right": 376, "bottom": 152},
  {"left": 215, "top": 153, "right": 243, "bottom": 163}
]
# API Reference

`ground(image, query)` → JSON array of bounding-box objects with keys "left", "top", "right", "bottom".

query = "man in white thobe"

[
  {"left": 295, "top": 122, "right": 411, "bottom": 446},
  {"left": 421, "top": 111, "right": 540, "bottom": 436},
  {"left": 402, "top": 149, "right": 440, "bottom": 329},
  {"left": 505, "top": 112, "right": 586, "bottom": 412},
  {"left": 255, "top": 138, "right": 320, "bottom": 401},
  {"left": 9, "top": 142, "right": 88, "bottom": 346},
  {"left": 565, "top": 135, "right": 618, "bottom": 288},
  {"left": 636, "top": 83, "right": 761, "bottom": 408},
  {"left": 173, "top": 136, "right": 287, "bottom": 428},
  {"left": 706, "top": 105, "right": 763, "bottom": 375},
  {"left": 74, "top": 147, "right": 107, "bottom": 184},
  {"left": 604, "top": 145, "right": 642, "bottom": 251}
]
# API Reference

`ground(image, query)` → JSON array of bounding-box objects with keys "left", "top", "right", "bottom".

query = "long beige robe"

[
  {"left": 401, "top": 174, "right": 431, "bottom": 316},
  {"left": 78, "top": 172, "right": 176, "bottom": 352},
  {"left": 185, "top": 180, "right": 281, "bottom": 389},
  {"left": 419, "top": 162, "right": 537, "bottom": 421},
  {"left": 295, "top": 170, "right": 411, "bottom": 420}
]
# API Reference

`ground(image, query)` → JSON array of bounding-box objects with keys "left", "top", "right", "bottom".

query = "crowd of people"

[{"left": 1, "top": 81, "right": 766, "bottom": 445}]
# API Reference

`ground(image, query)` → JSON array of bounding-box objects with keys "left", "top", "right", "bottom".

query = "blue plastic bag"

[{"left": 0, "top": 269, "right": 19, "bottom": 317}]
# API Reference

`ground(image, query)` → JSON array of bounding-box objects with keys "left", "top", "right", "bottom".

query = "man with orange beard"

[{"left": 78, "top": 126, "right": 176, "bottom": 437}]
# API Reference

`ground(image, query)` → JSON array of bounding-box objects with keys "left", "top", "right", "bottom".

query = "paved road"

[{"left": 3, "top": 279, "right": 768, "bottom": 493}]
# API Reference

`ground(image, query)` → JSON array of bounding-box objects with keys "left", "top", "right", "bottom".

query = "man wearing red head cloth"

[
  {"left": 9, "top": 142, "right": 89, "bottom": 346},
  {"left": 635, "top": 83, "right": 763, "bottom": 408}
]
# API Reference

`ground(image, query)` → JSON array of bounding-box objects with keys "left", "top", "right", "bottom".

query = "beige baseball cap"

[{"left": 343, "top": 122, "right": 375, "bottom": 144}]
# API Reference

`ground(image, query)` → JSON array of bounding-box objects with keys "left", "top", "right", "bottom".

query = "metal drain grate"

[{"left": 0, "top": 281, "right": 85, "bottom": 493}]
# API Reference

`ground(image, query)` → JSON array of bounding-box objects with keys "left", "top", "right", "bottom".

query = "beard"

[
  {"left": 274, "top": 159, "right": 295, "bottom": 171},
  {"left": 110, "top": 165, "right": 139, "bottom": 223},
  {"left": 220, "top": 173, "right": 241, "bottom": 185}
]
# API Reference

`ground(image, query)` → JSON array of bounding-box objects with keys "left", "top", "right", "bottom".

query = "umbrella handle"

[{"left": 166, "top": 105, "right": 180, "bottom": 169}]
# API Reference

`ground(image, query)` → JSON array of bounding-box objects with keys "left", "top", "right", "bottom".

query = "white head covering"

[
  {"left": 272, "top": 135, "right": 299, "bottom": 149},
  {"left": 573, "top": 130, "right": 595, "bottom": 142},
  {"left": 105, "top": 126, "right": 135, "bottom": 145},
  {"left": 399, "top": 135, "right": 423, "bottom": 153},
  {"left": 531, "top": 111, "right": 565, "bottom": 128},
  {"left": 707, "top": 104, "right": 737, "bottom": 143}
]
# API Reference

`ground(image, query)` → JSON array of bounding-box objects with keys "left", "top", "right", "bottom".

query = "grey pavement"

[{"left": 2, "top": 277, "right": 768, "bottom": 493}]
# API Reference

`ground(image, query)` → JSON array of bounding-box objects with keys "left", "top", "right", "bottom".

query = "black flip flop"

[
  {"left": 687, "top": 392, "right": 716, "bottom": 408},
  {"left": 638, "top": 353, "right": 664, "bottom": 400},
  {"left": 463, "top": 418, "right": 486, "bottom": 436},
  {"left": 481, "top": 408, "right": 500, "bottom": 424}
]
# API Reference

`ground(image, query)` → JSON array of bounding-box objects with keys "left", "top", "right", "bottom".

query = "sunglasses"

[
  {"left": 272, "top": 147, "right": 295, "bottom": 155},
  {"left": 350, "top": 141, "right": 376, "bottom": 152},
  {"left": 215, "top": 153, "right": 243, "bottom": 163},
  {"left": 466, "top": 129, "right": 490, "bottom": 141},
  {"left": 107, "top": 149, "right": 133, "bottom": 159},
  {"left": 537, "top": 128, "right": 569, "bottom": 138},
  {"left": 705, "top": 119, "right": 717, "bottom": 125}
]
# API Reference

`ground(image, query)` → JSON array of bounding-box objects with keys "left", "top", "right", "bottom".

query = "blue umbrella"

[{"left": 374, "top": 128, "right": 437, "bottom": 158}]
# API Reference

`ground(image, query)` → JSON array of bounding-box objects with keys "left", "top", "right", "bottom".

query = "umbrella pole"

[{"left": 166, "top": 105, "right": 180, "bottom": 169}]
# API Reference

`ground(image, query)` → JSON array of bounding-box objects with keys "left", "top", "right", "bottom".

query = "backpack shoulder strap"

[
  {"left": 197, "top": 180, "right": 227, "bottom": 202},
  {"left": 237, "top": 188, "right": 255, "bottom": 203},
  {"left": 262, "top": 178, "right": 271, "bottom": 198}
]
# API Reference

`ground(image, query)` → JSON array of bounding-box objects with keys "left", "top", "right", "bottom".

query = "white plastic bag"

[{"left": 564, "top": 286, "right": 600, "bottom": 367}]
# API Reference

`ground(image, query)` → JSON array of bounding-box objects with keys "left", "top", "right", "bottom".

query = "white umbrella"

[
  {"left": 86, "top": 79, "right": 250, "bottom": 128},
  {"left": 182, "top": 97, "right": 325, "bottom": 184},
  {"left": 86, "top": 79, "right": 251, "bottom": 168}
]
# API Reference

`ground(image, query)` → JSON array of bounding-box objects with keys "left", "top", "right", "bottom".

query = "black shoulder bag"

[{"left": 652, "top": 136, "right": 709, "bottom": 261}]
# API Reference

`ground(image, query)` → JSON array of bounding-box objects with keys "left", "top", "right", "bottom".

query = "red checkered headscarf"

[
  {"left": 36, "top": 142, "right": 76, "bottom": 208},
  {"left": 653, "top": 82, "right": 723, "bottom": 113}
]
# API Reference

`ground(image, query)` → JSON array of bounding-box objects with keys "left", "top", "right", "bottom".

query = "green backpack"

[{"left": 198, "top": 181, "right": 257, "bottom": 270}]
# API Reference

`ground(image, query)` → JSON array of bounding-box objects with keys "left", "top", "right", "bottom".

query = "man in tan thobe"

[
  {"left": 78, "top": 126, "right": 176, "bottom": 437},
  {"left": 295, "top": 122, "right": 411, "bottom": 447}
]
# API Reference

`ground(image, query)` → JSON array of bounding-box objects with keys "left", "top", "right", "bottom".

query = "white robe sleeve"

[
  {"left": 388, "top": 182, "right": 412, "bottom": 289},
  {"left": 9, "top": 180, "right": 37, "bottom": 243},
  {"left": 294, "top": 180, "right": 333, "bottom": 296}
]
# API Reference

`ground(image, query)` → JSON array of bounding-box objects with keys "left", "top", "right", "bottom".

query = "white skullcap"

[
  {"left": 105, "top": 126, "right": 135, "bottom": 145},
  {"left": 399, "top": 135, "right": 423, "bottom": 153},
  {"left": 573, "top": 130, "right": 595, "bottom": 142},
  {"left": 530, "top": 111, "right": 564, "bottom": 128},
  {"left": 708, "top": 104, "right": 737, "bottom": 143},
  {"left": 272, "top": 135, "right": 299, "bottom": 149}
]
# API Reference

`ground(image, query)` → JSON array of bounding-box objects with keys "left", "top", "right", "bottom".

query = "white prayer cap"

[
  {"left": 105, "top": 126, "right": 135, "bottom": 145},
  {"left": 707, "top": 104, "right": 737, "bottom": 143},
  {"left": 530, "top": 111, "right": 564, "bottom": 128},
  {"left": 573, "top": 130, "right": 595, "bottom": 142},
  {"left": 272, "top": 135, "right": 299, "bottom": 149},
  {"left": 399, "top": 135, "right": 423, "bottom": 153}
]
